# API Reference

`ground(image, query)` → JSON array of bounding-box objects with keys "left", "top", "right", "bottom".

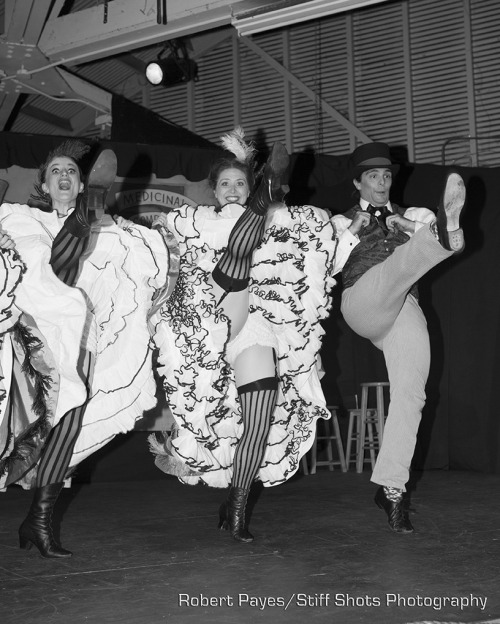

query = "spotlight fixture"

[{"left": 145, "top": 40, "right": 198, "bottom": 87}]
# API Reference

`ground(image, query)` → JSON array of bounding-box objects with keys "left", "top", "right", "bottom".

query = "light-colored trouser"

[{"left": 341, "top": 225, "right": 453, "bottom": 490}]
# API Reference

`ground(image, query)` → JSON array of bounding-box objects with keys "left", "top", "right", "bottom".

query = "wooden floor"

[{"left": 1, "top": 468, "right": 499, "bottom": 624}]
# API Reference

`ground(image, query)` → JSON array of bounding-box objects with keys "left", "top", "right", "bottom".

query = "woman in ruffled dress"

[
  {"left": 0, "top": 140, "right": 174, "bottom": 557},
  {"left": 150, "top": 129, "right": 338, "bottom": 542}
]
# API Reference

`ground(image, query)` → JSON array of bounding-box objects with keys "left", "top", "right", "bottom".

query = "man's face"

[{"left": 354, "top": 167, "right": 392, "bottom": 206}]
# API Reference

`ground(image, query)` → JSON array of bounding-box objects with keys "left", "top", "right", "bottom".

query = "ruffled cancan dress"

[
  {"left": 0, "top": 204, "right": 174, "bottom": 490},
  {"left": 149, "top": 202, "right": 338, "bottom": 488}
]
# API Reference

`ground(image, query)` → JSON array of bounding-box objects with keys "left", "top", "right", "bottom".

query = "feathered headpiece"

[{"left": 219, "top": 126, "right": 257, "bottom": 165}]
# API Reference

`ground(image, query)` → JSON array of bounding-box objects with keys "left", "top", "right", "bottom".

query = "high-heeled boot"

[
  {"left": 18, "top": 482, "right": 72, "bottom": 558},
  {"left": 218, "top": 486, "right": 254, "bottom": 543},
  {"left": 248, "top": 142, "right": 289, "bottom": 216}
]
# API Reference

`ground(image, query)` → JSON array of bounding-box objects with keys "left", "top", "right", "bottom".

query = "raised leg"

[
  {"left": 211, "top": 142, "right": 289, "bottom": 298},
  {"left": 50, "top": 149, "right": 117, "bottom": 286},
  {"left": 341, "top": 225, "right": 453, "bottom": 343}
]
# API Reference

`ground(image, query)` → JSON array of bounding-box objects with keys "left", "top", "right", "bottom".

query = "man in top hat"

[{"left": 331, "top": 141, "right": 466, "bottom": 533}]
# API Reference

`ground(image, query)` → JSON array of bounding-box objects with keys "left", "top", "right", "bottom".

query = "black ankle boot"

[
  {"left": 248, "top": 142, "right": 289, "bottom": 216},
  {"left": 19, "top": 483, "right": 72, "bottom": 558},
  {"left": 218, "top": 486, "right": 254, "bottom": 543},
  {"left": 374, "top": 486, "right": 414, "bottom": 534}
]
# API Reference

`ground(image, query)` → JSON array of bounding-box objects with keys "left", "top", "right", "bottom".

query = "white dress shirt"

[{"left": 330, "top": 199, "right": 436, "bottom": 276}]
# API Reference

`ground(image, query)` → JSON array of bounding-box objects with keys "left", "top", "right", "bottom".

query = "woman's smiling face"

[{"left": 214, "top": 167, "right": 250, "bottom": 207}]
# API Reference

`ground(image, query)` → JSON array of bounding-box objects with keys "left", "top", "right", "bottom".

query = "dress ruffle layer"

[
  {"left": 0, "top": 205, "right": 171, "bottom": 489},
  {"left": 150, "top": 203, "right": 337, "bottom": 488},
  {"left": 69, "top": 217, "right": 172, "bottom": 467}
]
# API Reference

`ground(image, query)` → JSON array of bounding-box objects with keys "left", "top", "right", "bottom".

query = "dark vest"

[{"left": 342, "top": 203, "right": 419, "bottom": 299}]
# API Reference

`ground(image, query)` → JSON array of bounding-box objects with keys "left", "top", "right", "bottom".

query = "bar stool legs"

[
  {"left": 301, "top": 407, "right": 347, "bottom": 475},
  {"left": 301, "top": 387, "right": 388, "bottom": 475},
  {"left": 345, "top": 408, "right": 377, "bottom": 471},
  {"left": 345, "top": 382, "right": 389, "bottom": 473}
]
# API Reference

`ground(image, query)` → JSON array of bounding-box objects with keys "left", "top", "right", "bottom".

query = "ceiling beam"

[
  {"left": 56, "top": 68, "right": 112, "bottom": 114},
  {"left": 37, "top": 0, "right": 392, "bottom": 68},
  {"left": 47, "top": 0, "right": 66, "bottom": 21},
  {"left": 4, "top": 0, "right": 34, "bottom": 42},
  {"left": 190, "top": 30, "right": 234, "bottom": 59},
  {"left": 0, "top": 0, "right": 390, "bottom": 135},
  {"left": 0, "top": 0, "right": 111, "bottom": 118},
  {"left": 232, "top": 0, "right": 391, "bottom": 35},
  {"left": 21, "top": 104, "right": 74, "bottom": 132},
  {"left": 3, "top": 0, "right": 54, "bottom": 45},
  {"left": 22, "top": 0, "right": 56, "bottom": 45},
  {"left": 2, "top": 1, "right": 14, "bottom": 32},
  {"left": 38, "top": 0, "right": 235, "bottom": 66},
  {"left": 70, "top": 108, "right": 106, "bottom": 136},
  {"left": 116, "top": 54, "right": 150, "bottom": 74},
  {"left": 0, "top": 92, "right": 21, "bottom": 130}
]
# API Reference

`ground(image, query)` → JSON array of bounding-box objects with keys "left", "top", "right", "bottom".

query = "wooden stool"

[
  {"left": 301, "top": 406, "right": 347, "bottom": 475},
  {"left": 356, "top": 382, "right": 389, "bottom": 473},
  {"left": 345, "top": 407, "right": 379, "bottom": 471}
]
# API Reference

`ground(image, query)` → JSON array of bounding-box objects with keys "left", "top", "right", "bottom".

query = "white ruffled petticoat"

[
  {"left": 149, "top": 202, "right": 338, "bottom": 488},
  {"left": 0, "top": 204, "right": 173, "bottom": 489}
]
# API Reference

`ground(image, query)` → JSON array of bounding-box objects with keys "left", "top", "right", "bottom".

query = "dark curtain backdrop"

[
  {"left": 0, "top": 125, "right": 222, "bottom": 183},
  {"left": 1, "top": 132, "right": 499, "bottom": 475},
  {"left": 289, "top": 157, "right": 500, "bottom": 475}
]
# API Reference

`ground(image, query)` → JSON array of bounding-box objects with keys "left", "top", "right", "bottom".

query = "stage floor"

[{"left": 1, "top": 468, "right": 499, "bottom": 624}]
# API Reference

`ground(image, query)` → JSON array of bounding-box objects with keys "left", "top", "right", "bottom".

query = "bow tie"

[
  {"left": 366, "top": 204, "right": 392, "bottom": 233},
  {"left": 366, "top": 204, "right": 391, "bottom": 218}
]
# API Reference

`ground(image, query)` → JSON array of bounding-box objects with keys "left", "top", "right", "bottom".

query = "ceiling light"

[
  {"left": 145, "top": 40, "right": 198, "bottom": 87},
  {"left": 145, "top": 61, "right": 166, "bottom": 86}
]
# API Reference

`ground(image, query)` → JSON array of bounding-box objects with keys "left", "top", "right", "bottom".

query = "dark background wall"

[
  {"left": 77, "top": 158, "right": 500, "bottom": 482},
  {"left": 305, "top": 161, "right": 500, "bottom": 475},
  {"left": 2, "top": 132, "right": 499, "bottom": 480}
]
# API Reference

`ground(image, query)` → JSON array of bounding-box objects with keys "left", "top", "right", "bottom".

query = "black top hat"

[{"left": 350, "top": 142, "right": 399, "bottom": 177}]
